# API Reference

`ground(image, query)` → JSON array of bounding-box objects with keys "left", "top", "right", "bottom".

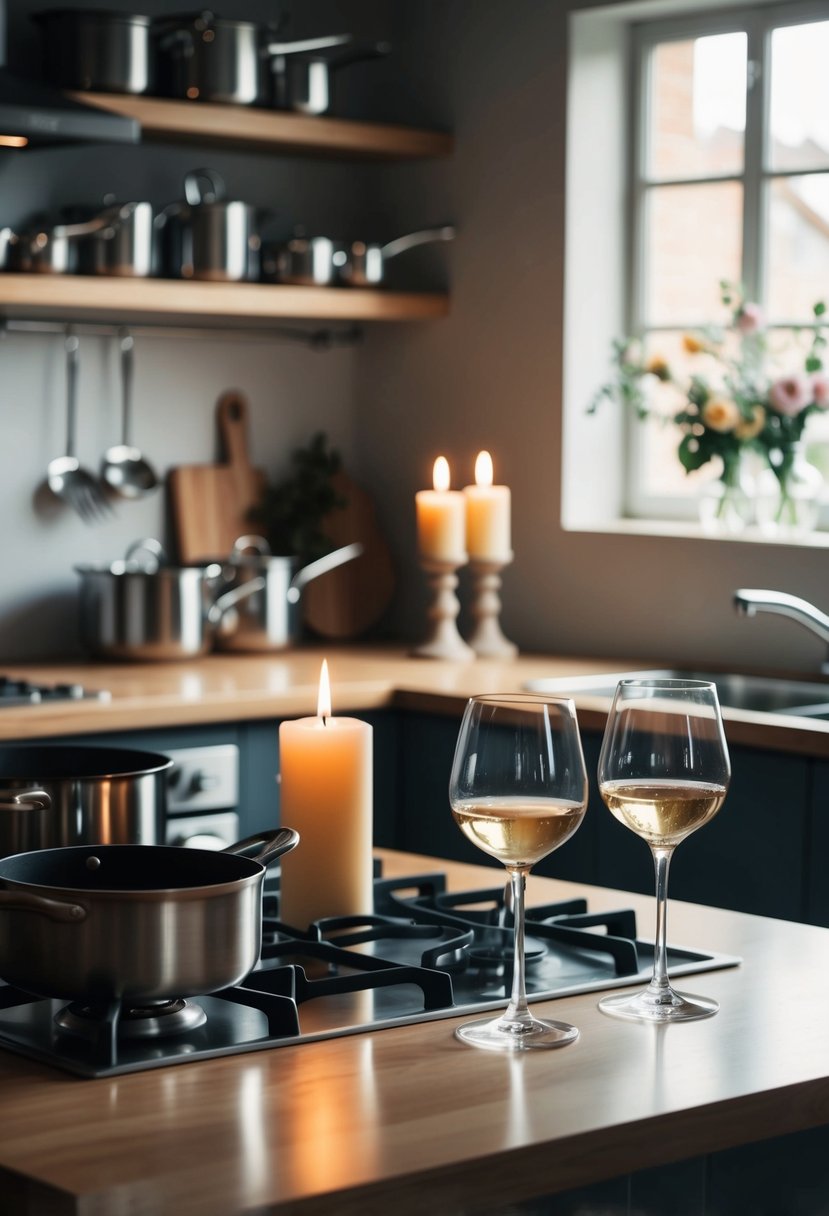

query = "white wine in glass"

[
  {"left": 449, "top": 693, "right": 588, "bottom": 1051},
  {"left": 597, "top": 679, "right": 730, "bottom": 1023}
]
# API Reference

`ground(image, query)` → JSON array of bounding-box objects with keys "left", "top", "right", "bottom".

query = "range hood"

[{"left": 0, "top": 2, "right": 138, "bottom": 146}]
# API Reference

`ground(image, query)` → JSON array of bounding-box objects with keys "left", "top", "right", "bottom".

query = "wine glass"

[
  {"left": 597, "top": 678, "right": 730, "bottom": 1023},
  {"left": 448, "top": 693, "right": 588, "bottom": 1051}
]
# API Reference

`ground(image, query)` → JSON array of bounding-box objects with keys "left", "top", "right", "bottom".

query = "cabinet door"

[
  {"left": 806, "top": 759, "right": 829, "bottom": 927},
  {"left": 593, "top": 738, "right": 810, "bottom": 922}
]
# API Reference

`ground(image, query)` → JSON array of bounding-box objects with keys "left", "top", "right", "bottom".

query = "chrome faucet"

[{"left": 734, "top": 589, "right": 829, "bottom": 675}]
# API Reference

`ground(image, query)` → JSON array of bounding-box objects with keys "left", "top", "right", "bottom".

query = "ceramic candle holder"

[
  {"left": 413, "top": 556, "right": 475, "bottom": 660},
  {"left": 466, "top": 556, "right": 518, "bottom": 658}
]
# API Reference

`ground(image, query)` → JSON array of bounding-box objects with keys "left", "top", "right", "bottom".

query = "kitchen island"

[{"left": 1, "top": 849, "right": 829, "bottom": 1215}]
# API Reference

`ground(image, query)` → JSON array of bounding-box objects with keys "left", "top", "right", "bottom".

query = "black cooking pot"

[
  {"left": 0, "top": 745, "right": 172, "bottom": 854},
  {"left": 0, "top": 828, "right": 299, "bottom": 1002}
]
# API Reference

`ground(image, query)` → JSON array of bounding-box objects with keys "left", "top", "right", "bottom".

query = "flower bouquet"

[{"left": 590, "top": 283, "right": 828, "bottom": 533}]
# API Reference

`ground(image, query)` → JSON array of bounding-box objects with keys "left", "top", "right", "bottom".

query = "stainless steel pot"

[
  {"left": 267, "top": 35, "right": 390, "bottom": 115},
  {"left": 157, "top": 169, "right": 260, "bottom": 282},
  {"left": 78, "top": 199, "right": 157, "bottom": 277},
  {"left": 32, "top": 8, "right": 156, "bottom": 96},
  {"left": 263, "top": 226, "right": 455, "bottom": 287},
  {"left": 10, "top": 216, "right": 109, "bottom": 274},
  {"left": 75, "top": 538, "right": 265, "bottom": 660},
  {"left": 156, "top": 11, "right": 276, "bottom": 106},
  {"left": 216, "top": 535, "right": 363, "bottom": 652},
  {"left": 0, "top": 745, "right": 172, "bottom": 853},
  {"left": 0, "top": 828, "right": 299, "bottom": 1002}
]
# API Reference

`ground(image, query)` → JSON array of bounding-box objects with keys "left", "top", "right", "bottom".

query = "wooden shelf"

[
  {"left": 0, "top": 273, "right": 449, "bottom": 327},
  {"left": 71, "top": 92, "right": 454, "bottom": 160}
]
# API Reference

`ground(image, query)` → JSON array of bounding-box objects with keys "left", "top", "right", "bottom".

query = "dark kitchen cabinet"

[
  {"left": 43, "top": 711, "right": 401, "bottom": 844},
  {"left": 393, "top": 711, "right": 823, "bottom": 926}
]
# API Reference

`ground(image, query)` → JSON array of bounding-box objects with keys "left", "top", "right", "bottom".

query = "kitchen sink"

[{"left": 524, "top": 670, "right": 829, "bottom": 720}]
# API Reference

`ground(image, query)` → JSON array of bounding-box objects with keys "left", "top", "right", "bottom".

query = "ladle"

[
  {"left": 47, "top": 330, "right": 113, "bottom": 523},
  {"left": 101, "top": 330, "right": 158, "bottom": 498}
]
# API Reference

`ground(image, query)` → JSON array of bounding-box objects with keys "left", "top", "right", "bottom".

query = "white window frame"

[{"left": 624, "top": 0, "right": 829, "bottom": 526}]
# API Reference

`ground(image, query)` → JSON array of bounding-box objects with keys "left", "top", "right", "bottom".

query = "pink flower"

[
  {"left": 736, "top": 302, "right": 764, "bottom": 333},
  {"left": 812, "top": 373, "right": 829, "bottom": 408},
  {"left": 769, "top": 374, "right": 813, "bottom": 416}
]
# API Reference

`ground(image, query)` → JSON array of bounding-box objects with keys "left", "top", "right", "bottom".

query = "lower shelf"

[{"left": 0, "top": 273, "right": 449, "bottom": 327}]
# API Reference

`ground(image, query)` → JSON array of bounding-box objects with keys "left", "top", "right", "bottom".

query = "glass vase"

[
  {"left": 755, "top": 443, "right": 823, "bottom": 538},
  {"left": 697, "top": 456, "right": 755, "bottom": 536}
]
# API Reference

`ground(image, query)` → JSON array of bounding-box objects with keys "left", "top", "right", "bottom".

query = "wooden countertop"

[
  {"left": 3, "top": 849, "right": 829, "bottom": 1215},
  {"left": 0, "top": 644, "right": 827, "bottom": 757}
]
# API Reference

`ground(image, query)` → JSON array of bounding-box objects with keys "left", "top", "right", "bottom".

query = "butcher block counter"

[
  {"left": 0, "top": 644, "right": 826, "bottom": 757},
  {"left": 2, "top": 849, "right": 829, "bottom": 1216}
]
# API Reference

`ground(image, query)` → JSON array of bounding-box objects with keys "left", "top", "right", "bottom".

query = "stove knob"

[{"left": 188, "top": 770, "right": 220, "bottom": 795}]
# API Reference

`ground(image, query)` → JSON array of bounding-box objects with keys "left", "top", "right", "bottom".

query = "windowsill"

[{"left": 562, "top": 516, "right": 829, "bottom": 547}]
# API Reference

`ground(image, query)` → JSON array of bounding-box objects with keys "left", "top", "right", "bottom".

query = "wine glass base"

[
  {"left": 455, "top": 1014, "right": 579, "bottom": 1051},
  {"left": 598, "top": 987, "right": 718, "bottom": 1023}
]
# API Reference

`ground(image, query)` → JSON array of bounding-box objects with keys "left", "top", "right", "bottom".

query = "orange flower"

[
  {"left": 646, "top": 355, "right": 670, "bottom": 381},
  {"left": 701, "top": 396, "right": 740, "bottom": 433},
  {"left": 734, "top": 404, "right": 766, "bottom": 440},
  {"left": 682, "top": 334, "right": 706, "bottom": 354}
]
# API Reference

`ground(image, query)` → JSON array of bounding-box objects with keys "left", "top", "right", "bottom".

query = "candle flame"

[
  {"left": 317, "top": 659, "right": 332, "bottom": 721},
  {"left": 475, "top": 450, "right": 494, "bottom": 487},
  {"left": 432, "top": 456, "right": 450, "bottom": 493}
]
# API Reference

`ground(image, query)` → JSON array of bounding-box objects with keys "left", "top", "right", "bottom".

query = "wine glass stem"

[
  {"left": 504, "top": 867, "right": 533, "bottom": 1028},
  {"left": 649, "top": 846, "right": 675, "bottom": 995}
]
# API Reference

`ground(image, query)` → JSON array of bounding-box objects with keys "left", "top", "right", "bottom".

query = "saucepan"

[
  {"left": 32, "top": 8, "right": 156, "bottom": 95},
  {"left": 262, "top": 225, "right": 455, "bottom": 287},
  {"left": 0, "top": 827, "right": 300, "bottom": 1002},
  {"left": 156, "top": 168, "right": 261, "bottom": 282},
  {"left": 75, "top": 537, "right": 265, "bottom": 660},
  {"left": 216, "top": 535, "right": 364, "bottom": 651},
  {"left": 0, "top": 745, "right": 171, "bottom": 853}
]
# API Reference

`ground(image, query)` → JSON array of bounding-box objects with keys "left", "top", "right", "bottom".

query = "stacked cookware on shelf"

[{"left": 0, "top": 10, "right": 456, "bottom": 286}]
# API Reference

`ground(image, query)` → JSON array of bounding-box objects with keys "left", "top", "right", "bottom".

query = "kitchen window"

[{"left": 562, "top": 0, "right": 829, "bottom": 538}]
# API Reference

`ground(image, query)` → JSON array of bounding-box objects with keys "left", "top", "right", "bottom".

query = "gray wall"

[{"left": 1, "top": 0, "right": 827, "bottom": 674}]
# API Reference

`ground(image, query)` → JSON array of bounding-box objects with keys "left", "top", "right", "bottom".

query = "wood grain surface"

[
  {"left": 168, "top": 391, "right": 267, "bottom": 564},
  {"left": 302, "top": 471, "right": 396, "bottom": 640},
  {"left": 1, "top": 850, "right": 829, "bottom": 1215}
]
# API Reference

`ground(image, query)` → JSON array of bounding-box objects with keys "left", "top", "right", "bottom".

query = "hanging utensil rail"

[{"left": 0, "top": 318, "right": 363, "bottom": 350}]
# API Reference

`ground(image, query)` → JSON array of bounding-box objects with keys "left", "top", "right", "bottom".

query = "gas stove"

[
  {"left": 0, "top": 868, "right": 740, "bottom": 1078},
  {"left": 0, "top": 676, "right": 110, "bottom": 706}
]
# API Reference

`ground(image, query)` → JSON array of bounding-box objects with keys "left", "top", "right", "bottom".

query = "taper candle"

[
  {"left": 278, "top": 659, "right": 373, "bottom": 929},
  {"left": 463, "top": 450, "right": 512, "bottom": 561}
]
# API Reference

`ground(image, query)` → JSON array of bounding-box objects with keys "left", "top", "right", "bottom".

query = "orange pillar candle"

[
  {"left": 463, "top": 450, "right": 512, "bottom": 561},
  {"left": 278, "top": 660, "right": 374, "bottom": 929},
  {"left": 415, "top": 456, "right": 467, "bottom": 562}
]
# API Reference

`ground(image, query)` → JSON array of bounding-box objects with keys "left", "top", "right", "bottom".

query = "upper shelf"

[
  {"left": 71, "top": 92, "right": 454, "bottom": 160},
  {"left": 0, "top": 274, "right": 449, "bottom": 327}
]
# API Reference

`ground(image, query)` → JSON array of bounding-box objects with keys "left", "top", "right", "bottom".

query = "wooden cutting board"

[
  {"left": 302, "top": 471, "right": 396, "bottom": 639},
  {"left": 168, "top": 391, "right": 267, "bottom": 564}
]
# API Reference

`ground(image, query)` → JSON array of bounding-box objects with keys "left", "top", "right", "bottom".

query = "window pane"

[
  {"left": 645, "top": 182, "right": 742, "bottom": 326},
  {"left": 769, "top": 21, "right": 829, "bottom": 171},
  {"left": 647, "top": 33, "right": 746, "bottom": 180},
  {"left": 767, "top": 174, "right": 829, "bottom": 320}
]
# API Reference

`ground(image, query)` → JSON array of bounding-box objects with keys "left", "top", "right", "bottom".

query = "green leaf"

[{"left": 814, "top": 301, "right": 826, "bottom": 317}]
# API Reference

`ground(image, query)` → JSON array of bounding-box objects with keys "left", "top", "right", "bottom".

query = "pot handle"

[
  {"left": 231, "top": 534, "right": 272, "bottom": 559},
  {"left": 381, "top": 225, "right": 456, "bottom": 261},
  {"left": 125, "top": 537, "right": 167, "bottom": 572},
  {"left": 184, "top": 168, "right": 225, "bottom": 207},
  {"left": 207, "top": 575, "right": 266, "bottom": 628},
  {"left": 0, "top": 790, "right": 51, "bottom": 813},
  {"left": 222, "top": 827, "right": 300, "bottom": 868},
  {"left": 264, "top": 33, "right": 353, "bottom": 57},
  {"left": 288, "top": 541, "right": 364, "bottom": 603},
  {"left": 0, "top": 890, "right": 87, "bottom": 922}
]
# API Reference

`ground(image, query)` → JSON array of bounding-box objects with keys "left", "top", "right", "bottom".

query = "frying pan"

[{"left": 263, "top": 225, "right": 455, "bottom": 287}]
